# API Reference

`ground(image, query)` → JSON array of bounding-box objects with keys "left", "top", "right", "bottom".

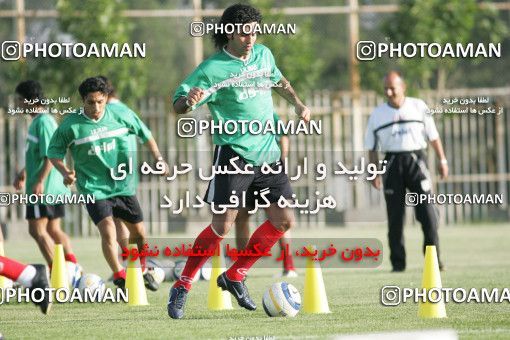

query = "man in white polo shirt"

[{"left": 364, "top": 71, "right": 448, "bottom": 272}]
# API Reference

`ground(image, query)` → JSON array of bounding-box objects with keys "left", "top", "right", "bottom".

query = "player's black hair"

[
  {"left": 97, "top": 75, "right": 117, "bottom": 98},
  {"left": 78, "top": 76, "right": 109, "bottom": 99},
  {"left": 15, "top": 80, "right": 44, "bottom": 101},
  {"left": 213, "top": 3, "right": 262, "bottom": 49}
]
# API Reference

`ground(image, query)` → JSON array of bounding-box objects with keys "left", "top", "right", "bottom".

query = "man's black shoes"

[
  {"left": 217, "top": 272, "right": 256, "bottom": 311},
  {"left": 167, "top": 286, "right": 188, "bottom": 319}
]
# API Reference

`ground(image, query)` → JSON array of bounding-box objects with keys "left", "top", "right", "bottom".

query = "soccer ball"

[
  {"left": 157, "top": 259, "right": 176, "bottom": 281},
  {"left": 262, "top": 282, "right": 301, "bottom": 317},
  {"left": 77, "top": 273, "right": 105, "bottom": 301},
  {"left": 66, "top": 262, "right": 83, "bottom": 288},
  {"left": 173, "top": 260, "right": 199, "bottom": 282},
  {"left": 146, "top": 258, "right": 162, "bottom": 269},
  {"left": 200, "top": 259, "right": 212, "bottom": 281},
  {"left": 148, "top": 267, "right": 165, "bottom": 285}
]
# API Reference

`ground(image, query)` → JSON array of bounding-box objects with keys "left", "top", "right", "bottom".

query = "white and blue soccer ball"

[
  {"left": 76, "top": 273, "right": 105, "bottom": 300},
  {"left": 262, "top": 282, "right": 301, "bottom": 317},
  {"left": 145, "top": 258, "right": 166, "bottom": 285},
  {"left": 66, "top": 262, "right": 83, "bottom": 288},
  {"left": 156, "top": 259, "right": 176, "bottom": 282},
  {"left": 148, "top": 267, "right": 165, "bottom": 285}
]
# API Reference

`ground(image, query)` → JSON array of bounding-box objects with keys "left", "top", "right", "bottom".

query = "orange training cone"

[{"left": 418, "top": 245, "right": 447, "bottom": 318}]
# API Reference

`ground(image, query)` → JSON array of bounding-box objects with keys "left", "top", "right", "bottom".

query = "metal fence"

[{"left": 1, "top": 87, "right": 509, "bottom": 237}]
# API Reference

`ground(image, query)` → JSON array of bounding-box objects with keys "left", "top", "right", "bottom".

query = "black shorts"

[
  {"left": 204, "top": 145, "right": 293, "bottom": 208},
  {"left": 86, "top": 195, "right": 143, "bottom": 225},
  {"left": 26, "top": 204, "right": 65, "bottom": 220}
]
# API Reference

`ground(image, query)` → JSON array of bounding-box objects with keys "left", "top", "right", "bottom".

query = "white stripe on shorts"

[{"left": 33, "top": 205, "right": 41, "bottom": 219}]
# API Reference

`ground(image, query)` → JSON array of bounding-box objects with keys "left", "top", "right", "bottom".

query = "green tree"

[
  {"left": 383, "top": 0, "right": 508, "bottom": 90},
  {"left": 252, "top": 0, "right": 324, "bottom": 96},
  {"left": 54, "top": 0, "right": 147, "bottom": 106},
  {"left": 123, "top": 0, "right": 193, "bottom": 99},
  {"left": 1, "top": 0, "right": 148, "bottom": 107}
]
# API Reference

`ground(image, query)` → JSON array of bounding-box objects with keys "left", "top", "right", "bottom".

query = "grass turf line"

[{"left": 0, "top": 223, "right": 509, "bottom": 339}]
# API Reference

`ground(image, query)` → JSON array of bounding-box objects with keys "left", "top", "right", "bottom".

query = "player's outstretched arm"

[
  {"left": 173, "top": 87, "right": 205, "bottom": 115},
  {"left": 274, "top": 77, "right": 310, "bottom": 122},
  {"left": 49, "top": 158, "right": 76, "bottom": 186}
]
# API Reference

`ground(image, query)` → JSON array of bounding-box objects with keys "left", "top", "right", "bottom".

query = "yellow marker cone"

[
  {"left": 0, "top": 242, "right": 10, "bottom": 289},
  {"left": 207, "top": 247, "right": 233, "bottom": 310},
  {"left": 125, "top": 244, "right": 148, "bottom": 306},
  {"left": 418, "top": 245, "right": 447, "bottom": 318},
  {"left": 50, "top": 244, "right": 68, "bottom": 300},
  {"left": 303, "top": 245, "right": 330, "bottom": 313}
]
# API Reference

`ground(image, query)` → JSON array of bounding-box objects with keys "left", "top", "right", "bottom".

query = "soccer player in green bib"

[
  {"left": 99, "top": 76, "right": 133, "bottom": 264},
  {"left": 48, "top": 76, "right": 168, "bottom": 291},
  {"left": 168, "top": 4, "right": 310, "bottom": 319},
  {"left": 13, "top": 80, "right": 79, "bottom": 269}
]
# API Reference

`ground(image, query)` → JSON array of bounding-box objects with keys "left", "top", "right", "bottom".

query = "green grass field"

[{"left": 1, "top": 223, "right": 509, "bottom": 339}]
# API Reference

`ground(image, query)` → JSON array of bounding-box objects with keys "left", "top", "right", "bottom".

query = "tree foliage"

[
  {"left": 53, "top": 0, "right": 147, "bottom": 106},
  {"left": 5, "top": 0, "right": 148, "bottom": 107},
  {"left": 252, "top": 0, "right": 324, "bottom": 96},
  {"left": 382, "top": 0, "right": 508, "bottom": 90}
]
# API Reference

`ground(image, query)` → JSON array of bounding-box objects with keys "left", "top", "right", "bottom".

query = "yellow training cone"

[
  {"left": 303, "top": 245, "right": 330, "bottom": 313},
  {"left": 125, "top": 244, "right": 148, "bottom": 306},
  {"left": 0, "top": 242, "right": 10, "bottom": 289},
  {"left": 418, "top": 245, "right": 447, "bottom": 318},
  {"left": 207, "top": 247, "right": 233, "bottom": 310},
  {"left": 51, "top": 244, "right": 68, "bottom": 300}
]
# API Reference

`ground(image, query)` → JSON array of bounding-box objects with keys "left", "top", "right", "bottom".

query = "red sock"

[
  {"left": 0, "top": 256, "right": 28, "bottom": 281},
  {"left": 226, "top": 220, "right": 284, "bottom": 281},
  {"left": 140, "top": 256, "right": 146, "bottom": 272},
  {"left": 113, "top": 269, "right": 126, "bottom": 280},
  {"left": 280, "top": 239, "right": 296, "bottom": 271},
  {"left": 173, "top": 225, "right": 223, "bottom": 291},
  {"left": 64, "top": 253, "right": 77, "bottom": 264}
]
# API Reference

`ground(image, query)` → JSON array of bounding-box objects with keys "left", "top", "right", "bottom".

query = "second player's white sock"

[{"left": 17, "top": 265, "right": 37, "bottom": 287}]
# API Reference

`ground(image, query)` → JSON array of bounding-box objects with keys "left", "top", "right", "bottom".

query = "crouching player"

[{"left": 47, "top": 76, "right": 168, "bottom": 291}]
